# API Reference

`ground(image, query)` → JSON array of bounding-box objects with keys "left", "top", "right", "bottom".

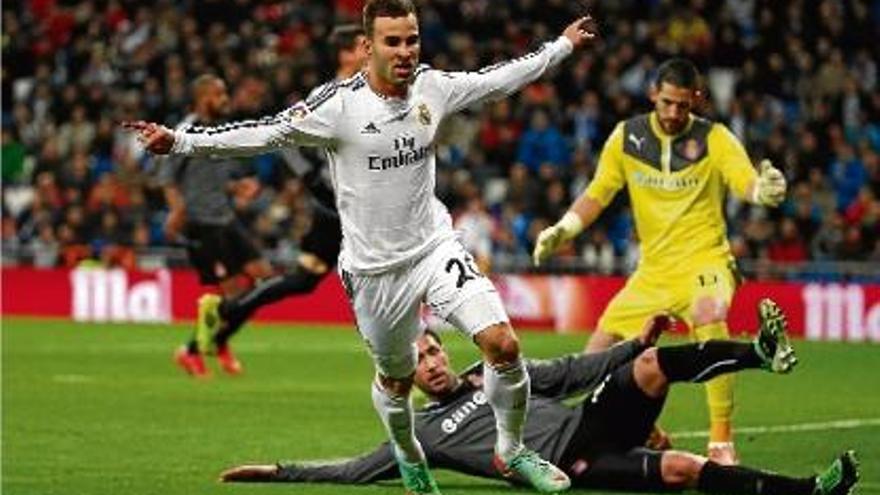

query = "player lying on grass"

[{"left": 220, "top": 299, "right": 859, "bottom": 495}]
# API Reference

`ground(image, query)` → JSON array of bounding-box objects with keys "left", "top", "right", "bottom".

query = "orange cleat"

[
  {"left": 175, "top": 346, "right": 209, "bottom": 377},
  {"left": 216, "top": 346, "right": 243, "bottom": 375}
]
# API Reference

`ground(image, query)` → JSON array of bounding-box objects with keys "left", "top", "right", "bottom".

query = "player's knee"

[
  {"left": 633, "top": 348, "right": 667, "bottom": 398},
  {"left": 475, "top": 323, "right": 520, "bottom": 364},
  {"left": 660, "top": 451, "right": 704, "bottom": 488},
  {"left": 692, "top": 296, "right": 728, "bottom": 326}
]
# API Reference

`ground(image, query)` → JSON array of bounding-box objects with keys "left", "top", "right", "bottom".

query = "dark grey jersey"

[
  {"left": 158, "top": 114, "right": 254, "bottom": 225},
  {"left": 276, "top": 341, "right": 644, "bottom": 484}
]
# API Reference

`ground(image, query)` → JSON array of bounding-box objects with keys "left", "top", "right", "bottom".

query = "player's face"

[
  {"left": 650, "top": 82, "right": 695, "bottom": 135},
  {"left": 414, "top": 334, "right": 454, "bottom": 397},
  {"left": 204, "top": 80, "right": 231, "bottom": 118},
  {"left": 367, "top": 14, "right": 420, "bottom": 88}
]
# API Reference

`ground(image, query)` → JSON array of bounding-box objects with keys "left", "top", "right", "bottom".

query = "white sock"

[
  {"left": 371, "top": 381, "right": 426, "bottom": 464},
  {"left": 484, "top": 358, "right": 529, "bottom": 460}
]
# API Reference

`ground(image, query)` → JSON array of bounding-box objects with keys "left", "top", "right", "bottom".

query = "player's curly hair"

[{"left": 363, "top": 0, "right": 417, "bottom": 38}]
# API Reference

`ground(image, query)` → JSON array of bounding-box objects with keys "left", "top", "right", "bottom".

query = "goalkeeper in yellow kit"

[{"left": 533, "top": 58, "right": 787, "bottom": 465}]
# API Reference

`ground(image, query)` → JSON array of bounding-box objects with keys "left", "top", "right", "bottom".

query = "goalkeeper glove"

[
  {"left": 751, "top": 159, "right": 787, "bottom": 207},
  {"left": 532, "top": 211, "right": 584, "bottom": 266}
]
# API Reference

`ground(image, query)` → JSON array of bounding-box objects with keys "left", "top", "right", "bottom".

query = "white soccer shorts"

[{"left": 340, "top": 238, "right": 509, "bottom": 378}]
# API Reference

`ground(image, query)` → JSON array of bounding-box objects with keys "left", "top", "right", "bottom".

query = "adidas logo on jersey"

[{"left": 361, "top": 122, "right": 381, "bottom": 134}]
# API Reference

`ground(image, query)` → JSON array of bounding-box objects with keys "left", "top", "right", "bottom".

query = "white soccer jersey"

[{"left": 171, "top": 36, "right": 573, "bottom": 274}]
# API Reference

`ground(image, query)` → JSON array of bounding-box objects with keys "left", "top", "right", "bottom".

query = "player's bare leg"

[
  {"left": 692, "top": 294, "right": 737, "bottom": 465},
  {"left": 476, "top": 323, "right": 571, "bottom": 493}
]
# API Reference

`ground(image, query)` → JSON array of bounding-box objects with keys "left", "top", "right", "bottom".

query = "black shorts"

[
  {"left": 561, "top": 363, "right": 671, "bottom": 491},
  {"left": 300, "top": 200, "right": 341, "bottom": 267},
  {"left": 184, "top": 221, "right": 263, "bottom": 285}
]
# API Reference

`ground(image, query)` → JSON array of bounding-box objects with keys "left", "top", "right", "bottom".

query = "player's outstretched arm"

[
  {"left": 220, "top": 444, "right": 399, "bottom": 484},
  {"left": 122, "top": 101, "right": 338, "bottom": 157},
  {"left": 441, "top": 16, "right": 598, "bottom": 113}
]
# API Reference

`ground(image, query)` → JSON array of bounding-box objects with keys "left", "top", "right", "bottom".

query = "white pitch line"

[{"left": 671, "top": 418, "right": 880, "bottom": 439}]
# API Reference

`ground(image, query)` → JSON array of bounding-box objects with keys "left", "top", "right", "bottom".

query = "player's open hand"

[
  {"left": 122, "top": 120, "right": 176, "bottom": 155},
  {"left": 562, "top": 16, "right": 598, "bottom": 49},
  {"left": 533, "top": 224, "right": 566, "bottom": 266},
  {"left": 753, "top": 159, "right": 787, "bottom": 207}
]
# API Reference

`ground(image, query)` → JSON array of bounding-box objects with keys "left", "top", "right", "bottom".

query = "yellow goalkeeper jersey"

[{"left": 584, "top": 112, "right": 756, "bottom": 277}]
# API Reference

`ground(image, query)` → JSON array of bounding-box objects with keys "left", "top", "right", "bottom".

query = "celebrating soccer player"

[
  {"left": 125, "top": 1, "right": 598, "bottom": 493},
  {"left": 533, "top": 58, "right": 788, "bottom": 465}
]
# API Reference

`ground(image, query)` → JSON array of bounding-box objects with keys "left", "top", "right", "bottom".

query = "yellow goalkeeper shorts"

[{"left": 598, "top": 259, "right": 740, "bottom": 338}]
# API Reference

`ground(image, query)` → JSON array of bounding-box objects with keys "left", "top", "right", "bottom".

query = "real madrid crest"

[
  {"left": 290, "top": 105, "right": 308, "bottom": 120},
  {"left": 418, "top": 103, "right": 431, "bottom": 126}
]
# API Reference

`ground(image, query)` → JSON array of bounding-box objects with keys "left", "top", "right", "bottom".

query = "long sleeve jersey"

[
  {"left": 169, "top": 37, "right": 573, "bottom": 275},
  {"left": 271, "top": 341, "right": 643, "bottom": 484}
]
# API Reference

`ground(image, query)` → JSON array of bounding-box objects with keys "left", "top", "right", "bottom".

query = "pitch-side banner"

[{"left": 2, "top": 267, "right": 879, "bottom": 342}]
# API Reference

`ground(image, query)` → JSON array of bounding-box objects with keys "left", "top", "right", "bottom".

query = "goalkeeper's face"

[
  {"left": 414, "top": 333, "right": 456, "bottom": 398},
  {"left": 651, "top": 82, "right": 696, "bottom": 135},
  {"left": 367, "top": 13, "right": 421, "bottom": 88}
]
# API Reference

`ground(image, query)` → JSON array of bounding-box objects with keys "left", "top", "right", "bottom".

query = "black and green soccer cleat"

[
  {"left": 814, "top": 451, "right": 859, "bottom": 495},
  {"left": 754, "top": 298, "right": 798, "bottom": 373}
]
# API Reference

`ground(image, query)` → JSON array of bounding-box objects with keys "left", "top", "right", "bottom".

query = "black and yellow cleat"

[
  {"left": 196, "top": 294, "right": 222, "bottom": 354},
  {"left": 754, "top": 298, "right": 798, "bottom": 374},
  {"left": 814, "top": 451, "right": 859, "bottom": 495}
]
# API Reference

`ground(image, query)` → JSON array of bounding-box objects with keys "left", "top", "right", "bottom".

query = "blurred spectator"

[
  {"left": 581, "top": 228, "right": 616, "bottom": 275},
  {"left": 830, "top": 144, "right": 867, "bottom": 211},
  {"left": 1, "top": 127, "right": 28, "bottom": 185},
  {"left": 516, "top": 109, "right": 569, "bottom": 173},
  {"left": 767, "top": 218, "right": 808, "bottom": 263}
]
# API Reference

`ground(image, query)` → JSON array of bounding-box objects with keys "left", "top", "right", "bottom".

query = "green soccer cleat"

[
  {"left": 196, "top": 294, "right": 221, "bottom": 354},
  {"left": 397, "top": 458, "right": 441, "bottom": 495},
  {"left": 814, "top": 451, "right": 859, "bottom": 495},
  {"left": 494, "top": 449, "right": 571, "bottom": 493},
  {"left": 754, "top": 298, "right": 797, "bottom": 373}
]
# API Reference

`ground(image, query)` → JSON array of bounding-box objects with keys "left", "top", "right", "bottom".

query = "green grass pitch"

[{"left": 3, "top": 317, "right": 878, "bottom": 494}]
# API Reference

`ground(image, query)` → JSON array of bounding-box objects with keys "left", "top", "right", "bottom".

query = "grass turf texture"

[{"left": 3, "top": 317, "right": 878, "bottom": 495}]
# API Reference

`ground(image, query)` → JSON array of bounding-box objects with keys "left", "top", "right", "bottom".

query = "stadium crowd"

[{"left": 2, "top": 0, "right": 880, "bottom": 277}]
